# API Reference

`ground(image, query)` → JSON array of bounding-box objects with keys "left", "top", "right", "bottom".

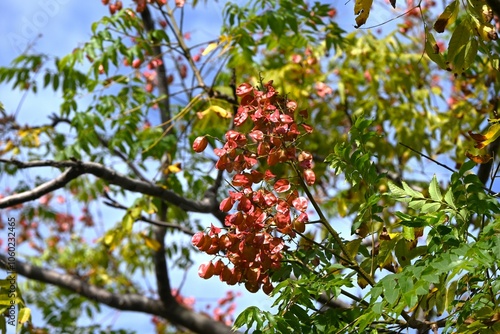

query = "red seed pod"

[
  {"left": 198, "top": 261, "right": 215, "bottom": 279},
  {"left": 220, "top": 266, "right": 232, "bottom": 282},
  {"left": 218, "top": 234, "right": 231, "bottom": 250},
  {"left": 213, "top": 260, "right": 225, "bottom": 275},
  {"left": 245, "top": 267, "right": 261, "bottom": 283},
  {"left": 192, "top": 136, "right": 208, "bottom": 153},
  {"left": 199, "top": 235, "right": 213, "bottom": 252},
  {"left": 257, "top": 142, "right": 270, "bottom": 156},
  {"left": 206, "top": 237, "right": 220, "bottom": 255},
  {"left": 303, "top": 169, "right": 316, "bottom": 185},
  {"left": 191, "top": 231, "right": 206, "bottom": 248},
  {"left": 132, "top": 59, "right": 142, "bottom": 68},
  {"left": 245, "top": 281, "right": 260, "bottom": 293},
  {"left": 236, "top": 83, "right": 253, "bottom": 97},
  {"left": 219, "top": 197, "right": 234, "bottom": 212},
  {"left": 227, "top": 269, "right": 239, "bottom": 285},
  {"left": 262, "top": 281, "right": 274, "bottom": 295}
]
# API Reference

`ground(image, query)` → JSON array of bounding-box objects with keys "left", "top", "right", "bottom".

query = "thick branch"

[
  {"left": 140, "top": 6, "right": 171, "bottom": 123},
  {"left": 0, "top": 255, "right": 239, "bottom": 334},
  {"left": 0, "top": 159, "right": 223, "bottom": 221},
  {"left": 152, "top": 222, "right": 172, "bottom": 305}
]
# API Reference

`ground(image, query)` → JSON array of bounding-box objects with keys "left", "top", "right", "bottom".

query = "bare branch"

[
  {"left": 0, "top": 159, "right": 224, "bottom": 222},
  {"left": 0, "top": 254, "right": 239, "bottom": 334},
  {"left": 0, "top": 166, "right": 81, "bottom": 206}
]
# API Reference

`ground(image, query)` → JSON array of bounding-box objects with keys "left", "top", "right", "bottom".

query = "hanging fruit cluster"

[{"left": 192, "top": 81, "right": 315, "bottom": 294}]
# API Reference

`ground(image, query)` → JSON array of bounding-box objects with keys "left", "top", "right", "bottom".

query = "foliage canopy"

[{"left": 0, "top": 0, "right": 499, "bottom": 333}]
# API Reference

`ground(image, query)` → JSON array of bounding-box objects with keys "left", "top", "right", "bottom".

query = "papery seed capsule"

[{"left": 192, "top": 136, "right": 208, "bottom": 152}]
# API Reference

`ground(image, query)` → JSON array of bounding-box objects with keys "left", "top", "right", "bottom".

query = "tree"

[{"left": 0, "top": 0, "right": 499, "bottom": 333}]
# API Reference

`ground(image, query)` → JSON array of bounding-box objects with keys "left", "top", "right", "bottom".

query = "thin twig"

[{"left": 398, "top": 142, "right": 456, "bottom": 174}]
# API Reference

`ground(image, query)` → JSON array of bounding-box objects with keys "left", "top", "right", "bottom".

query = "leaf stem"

[{"left": 292, "top": 162, "right": 376, "bottom": 286}]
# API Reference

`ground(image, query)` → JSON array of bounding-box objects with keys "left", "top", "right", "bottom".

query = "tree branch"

[
  {"left": 0, "top": 254, "right": 239, "bottom": 334},
  {"left": 0, "top": 159, "right": 224, "bottom": 222}
]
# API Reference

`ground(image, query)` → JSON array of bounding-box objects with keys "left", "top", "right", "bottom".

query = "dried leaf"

[
  {"left": 434, "top": 0, "right": 458, "bottom": 33},
  {"left": 465, "top": 151, "right": 493, "bottom": 164},
  {"left": 354, "top": 0, "right": 374, "bottom": 28},
  {"left": 468, "top": 123, "right": 500, "bottom": 149}
]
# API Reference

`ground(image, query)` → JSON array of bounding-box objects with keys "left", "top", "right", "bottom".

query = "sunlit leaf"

[
  {"left": 468, "top": 123, "right": 500, "bottom": 149},
  {"left": 164, "top": 162, "right": 182, "bottom": 174},
  {"left": 429, "top": 175, "right": 442, "bottom": 201},
  {"left": 447, "top": 21, "right": 471, "bottom": 68},
  {"left": 198, "top": 105, "right": 232, "bottom": 119},
  {"left": 17, "top": 307, "right": 31, "bottom": 325},
  {"left": 465, "top": 151, "right": 492, "bottom": 164},
  {"left": 139, "top": 232, "right": 162, "bottom": 252},
  {"left": 202, "top": 42, "right": 218, "bottom": 56},
  {"left": 425, "top": 31, "right": 446, "bottom": 69},
  {"left": 354, "top": 0, "right": 374, "bottom": 28},
  {"left": 433, "top": 0, "right": 458, "bottom": 33}
]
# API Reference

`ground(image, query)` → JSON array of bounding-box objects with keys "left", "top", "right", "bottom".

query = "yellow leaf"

[
  {"left": 163, "top": 162, "right": 182, "bottom": 175},
  {"left": 140, "top": 232, "right": 162, "bottom": 252},
  {"left": 147, "top": 201, "right": 157, "bottom": 215},
  {"left": 475, "top": 22, "right": 498, "bottom": 41},
  {"left": 433, "top": 0, "right": 458, "bottom": 33},
  {"left": 468, "top": 122, "right": 500, "bottom": 149},
  {"left": 202, "top": 42, "right": 218, "bottom": 56},
  {"left": 212, "top": 105, "right": 231, "bottom": 118},
  {"left": 1, "top": 140, "right": 15, "bottom": 155},
  {"left": 388, "top": 233, "right": 400, "bottom": 239},
  {"left": 18, "top": 128, "right": 41, "bottom": 148},
  {"left": 103, "top": 233, "right": 114, "bottom": 247},
  {"left": 354, "top": 0, "right": 373, "bottom": 28},
  {"left": 219, "top": 35, "right": 234, "bottom": 56},
  {"left": 337, "top": 198, "right": 347, "bottom": 217},
  {"left": 18, "top": 307, "right": 31, "bottom": 325},
  {"left": 199, "top": 105, "right": 232, "bottom": 119}
]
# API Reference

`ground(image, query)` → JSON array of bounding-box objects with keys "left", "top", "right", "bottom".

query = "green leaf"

[
  {"left": 444, "top": 188, "right": 456, "bottom": 209},
  {"left": 459, "top": 159, "right": 476, "bottom": 175},
  {"left": 408, "top": 199, "right": 426, "bottom": 210},
  {"left": 382, "top": 276, "right": 400, "bottom": 305},
  {"left": 425, "top": 31, "right": 446, "bottom": 69},
  {"left": 421, "top": 202, "right": 441, "bottom": 213},
  {"left": 402, "top": 226, "right": 415, "bottom": 241},
  {"left": 233, "top": 306, "right": 258, "bottom": 329},
  {"left": 447, "top": 21, "right": 471, "bottom": 70},
  {"left": 52, "top": 73, "right": 59, "bottom": 91},
  {"left": 429, "top": 175, "right": 442, "bottom": 201},
  {"left": 402, "top": 181, "right": 424, "bottom": 198},
  {"left": 388, "top": 181, "right": 407, "bottom": 197},
  {"left": 462, "top": 38, "right": 478, "bottom": 71}
]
